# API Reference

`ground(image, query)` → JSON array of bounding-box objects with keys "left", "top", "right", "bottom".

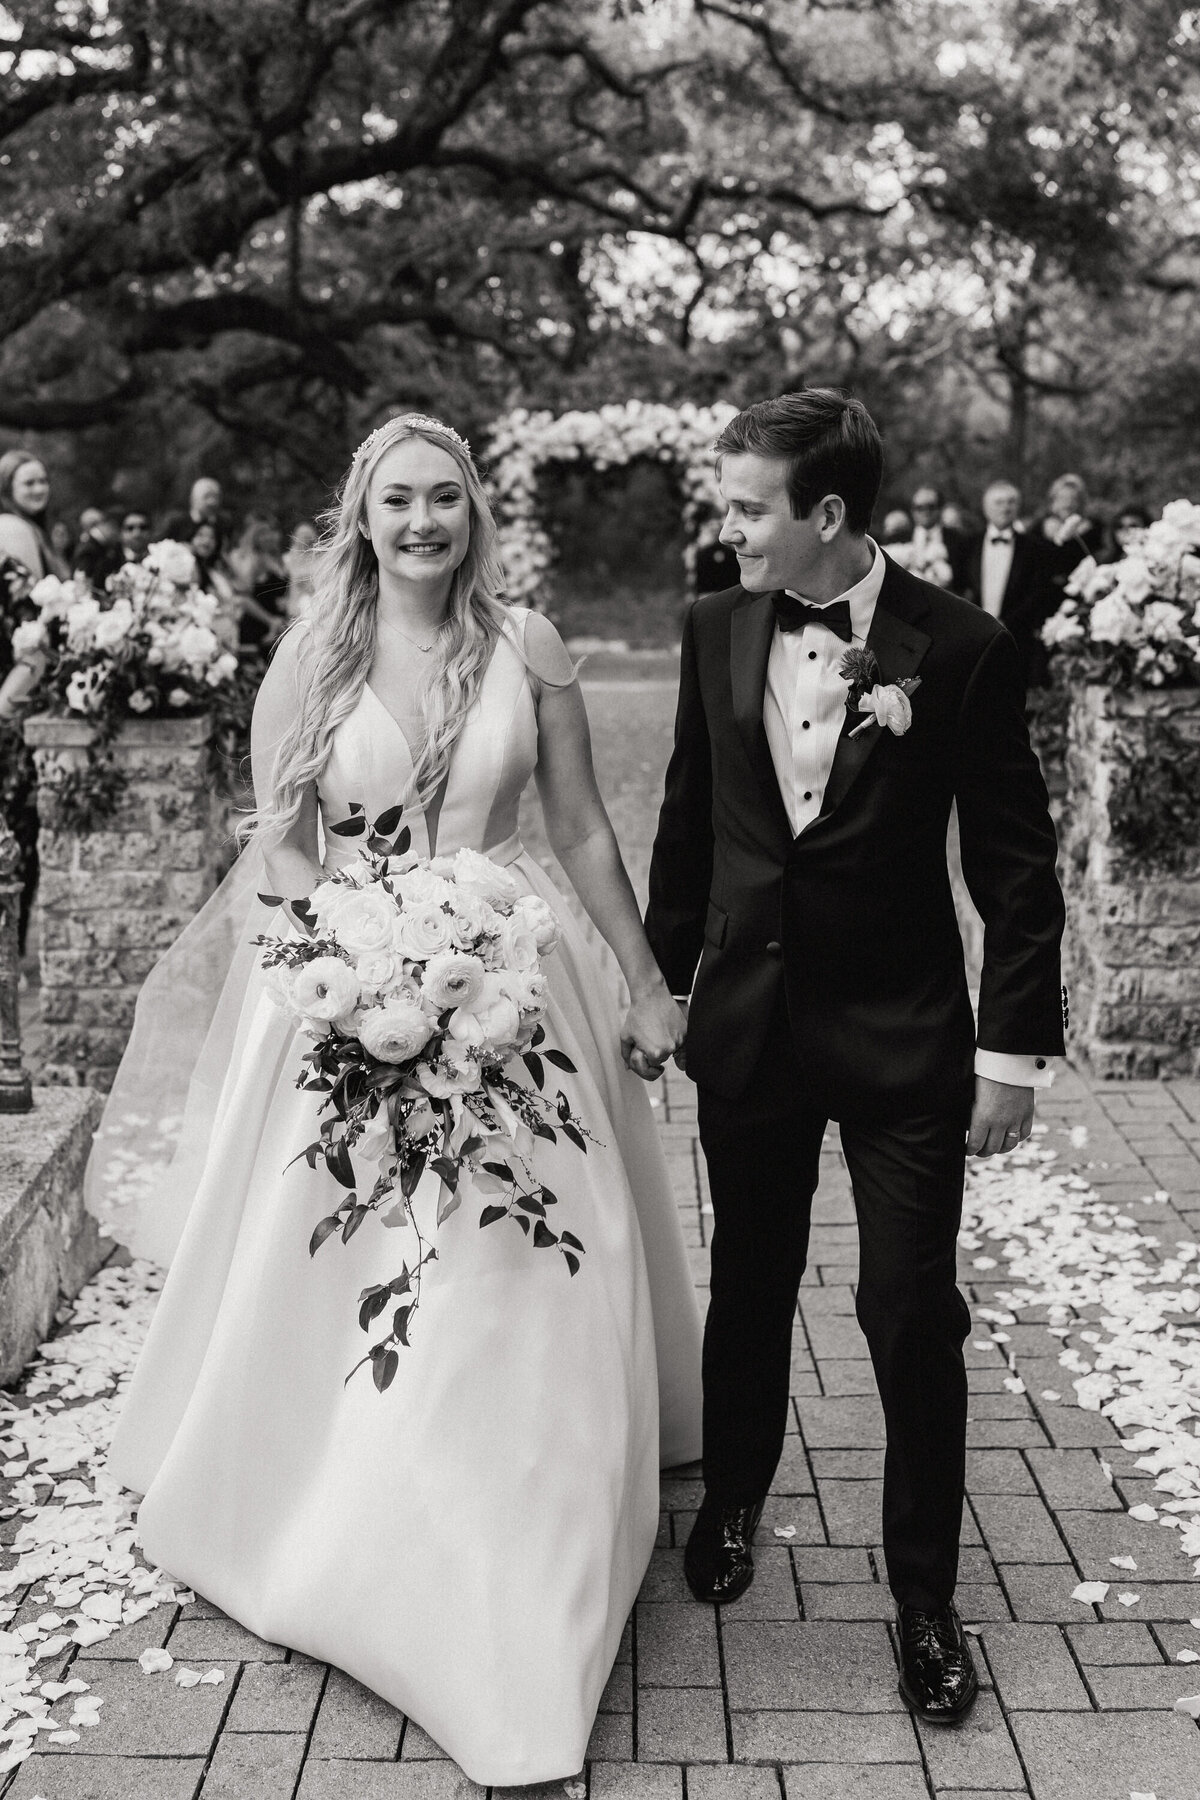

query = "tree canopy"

[{"left": 1, "top": 0, "right": 1197, "bottom": 520}]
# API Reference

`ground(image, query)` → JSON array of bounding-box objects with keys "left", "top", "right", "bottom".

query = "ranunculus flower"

[
  {"left": 446, "top": 890, "right": 497, "bottom": 949},
  {"left": 422, "top": 951, "right": 488, "bottom": 1012},
  {"left": 394, "top": 901, "right": 454, "bottom": 959},
  {"left": 449, "top": 846, "right": 519, "bottom": 908},
  {"left": 857, "top": 683, "right": 912, "bottom": 736},
  {"left": 321, "top": 886, "right": 396, "bottom": 957},
  {"left": 288, "top": 956, "right": 360, "bottom": 1021},
  {"left": 145, "top": 540, "right": 198, "bottom": 587},
  {"left": 65, "top": 666, "right": 108, "bottom": 714},
  {"left": 357, "top": 999, "right": 435, "bottom": 1064},
  {"left": 10, "top": 620, "right": 47, "bottom": 657},
  {"left": 500, "top": 969, "right": 549, "bottom": 1020}
]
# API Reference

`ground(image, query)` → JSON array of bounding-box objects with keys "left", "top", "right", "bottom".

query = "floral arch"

[{"left": 484, "top": 400, "right": 738, "bottom": 602}]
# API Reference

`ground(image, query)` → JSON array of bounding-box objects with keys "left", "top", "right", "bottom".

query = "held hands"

[
  {"left": 967, "top": 1075, "right": 1035, "bottom": 1158},
  {"left": 621, "top": 982, "right": 687, "bottom": 1083}
]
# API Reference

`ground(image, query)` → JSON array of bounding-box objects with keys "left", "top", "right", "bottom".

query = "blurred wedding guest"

[
  {"left": 121, "top": 510, "right": 151, "bottom": 564},
  {"left": 1102, "top": 502, "right": 1151, "bottom": 563},
  {"left": 227, "top": 514, "right": 287, "bottom": 650},
  {"left": 0, "top": 548, "right": 44, "bottom": 958},
  {"left": 77, "top": 505, "right": 105, "bottom": 539},
  {"left": 49, "top": 520, "right": 73, "bottom": 566},
  {"left": 162, "top": 476, "right": 230, "bottom": 552},
  {"left": 1036, "top": 472, "right": 1102, "bottom": 571},
  {"left": 282, "top": 519, "right": 318, "bottom": 620},
  {"left": 0, "top": 448, "right": 69, "bottom": 582},
  {"left": 940, "top": 501, "right": 967, "bottom": 534},
  {"left": 879, "top": 508, "right": 913, "bottom": 546},
  {"left": 188, "top": 520, "right": 239, "bottom": 646},
  {"left": 74, "top": 509, "right": 125, "bottom": 590},
  {"left": 955, "top": 480, "right": 1053, "bottom": 689},
  {"left": 909, "top": 484, "right": 965, "bottom": 580}
]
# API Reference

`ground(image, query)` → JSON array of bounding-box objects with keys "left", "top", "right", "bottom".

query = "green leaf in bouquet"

[
  {"left": 513, "top": 1212, "right": 530, "bottom": 1234},
  {"left": 257, "top": 893, "right": 286, "bottom": 907},
  {"left": 540, "top": 1186, "right": 558, "bottom": 1207},
  {"left": 341, "top": 1203, "right": 368, "bottom": 1243},
  {"left": 372, "top": 804, "right": 406, "bottom": 835},
  {"left": 358, "top": 1289, "right": 391, "bottom": 1332},
  {"left": 562, "top": 1121, "right": 587, "bottom": 1153},
  {"left": 564, "top": 1252, "right": 580, "bottom": 1276},
  {"left": 522, "top": 1051, "right": 545, "bottom": 1090},
  {"left": 543, "top": 1048, "right": 576, "bottom": 1073},
  {"left": 400, "top": 1149, "right": 428, "bottom": 1198},
  {"left": 394, "top": 825, "right": 412, "bottom": 854},
  {"left": 429, "top": 1155, "right": 459, "bottom": 1189},
  {"left": 515, "top": 1193, "right": 547, "bottom": 1217},
  {"left": 390, "top": 1267, "right": 412, "bottom": 1296},
  {"left": 459, "top": 1133, "right": 484, "bottom": 1156},
  {"left": 437, "top": 1188, "right": 462, "bottom": 1226},
  {"left": 373, "top": 1348, "right": 399, "bottom": 1392},
  {"left": 480, "top": 1205, "right": 508, "bottom": 1228},
  {"left": 533, "top": 1220, "right": 558, "bottom": 1249},
  {"left": 531, "top": 1120, "right": 557, "bottom": 1143},
  {"left": 560, "top": 1230, "right": 584, "bottom": 1252},
  {"left": 324, "top": 1138, "right": 357, "bottom": 1189},
  {"left": 482, "top": 1160, "right": 514, "bottom": 1182},
  {"left": 329, "top": 814, "right": 367, "bottom": 836},
  {"left": 393, "top": 1305, "right": 413, "bottom": 1346},
  {"left": 531, "top": 1024, "right": 546, "bottom": 1048},
  {"left": 292, "top": 898, "right": 316, "bottom": 928},
  {"left": 309, "top": 1215, "right": 341, "bottom": 1255}
]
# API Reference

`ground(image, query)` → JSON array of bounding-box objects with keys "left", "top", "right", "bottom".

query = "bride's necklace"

[{"left": 377, "top": 613, "right": 445, "bottom": 656}]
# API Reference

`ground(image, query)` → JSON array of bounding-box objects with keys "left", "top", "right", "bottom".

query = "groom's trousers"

[{"left": 696, "top": 1006, "right": 972, "bottom": 1614}]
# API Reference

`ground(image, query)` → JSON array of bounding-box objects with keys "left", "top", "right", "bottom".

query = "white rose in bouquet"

[
  {"left": 1142, "top": 600, "right": 1186, "bottom": 643},
  {"left": 417, "top": 1049, "right": 483, "bottom": 1097},
  {"left": 64, "top": 595, "right": 101, "bottom": 649},
  {"left": 128, "top": 688, "right": 155, "bottom": 713},
  {"left": 395, "top": 864, "right": 453, "bottom": 908},
  {"left": 177, "top": 622, "right": 220, "bottom": 668},
  {"left": 500, "top": 969, "right": 549, "bottom": 1022},
  {"left": 168, "top": 686, "right": 191, "bottom": 707},
  {"left": 355, "top": 949, "right": 412, "bottom": 996},
  {"left": 11, "top": 619, "right": 48, "bottom": 657},
  {"left": 395, "top": 901, "right": 455, "bottom": 959},
  {"left": 1113, "top": 557, "right": 1153, "bottom": 606},
  {"left": 1160, "top": 499, "right": 1200, "bottom": 547},
  {"left": 496, "top": 913, "right": 539, "bottom": 974},
  {"left": 31, "top": 574, "right": 69, "bottom": 616},
  {"left": 1089, "top": 594, "right": 1140, "bottom": 645},
  {"left": 450, "top": 846, "right": 519, "bottom": 908},
  {"left": 320, "top": 886, "right": 396, "bottom": 957},
  {"left": 446, "top": 890, "right": 499, "bottom": 949},
  {"left": 145, "top": 540, "right": 198, "bottom": 587},
  {"left": 1041, "top": 607, "right": 1085, "bottom": 647},
  {"left": 514, "top": 895, "right": 560, "bottom": 954},
  {"left": 358, "top": 999, "right": 435, "bottom": 1064},
  {"left": 93, "top": 600, "right": 136, "bottom": 651},
  {"left": 421, "top": 951, "right": 489, "bottom": 1013},
  {"left": 288, "top": 957, "right": 361, "bottom": 1022},
  {"left": 205, "top": 651, "right": 239, "bottom": 686}
]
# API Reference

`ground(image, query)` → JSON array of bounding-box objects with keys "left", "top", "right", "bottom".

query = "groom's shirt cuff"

[{"left": 975, "top": 1048, "right": 1057, "bottom": 1089}]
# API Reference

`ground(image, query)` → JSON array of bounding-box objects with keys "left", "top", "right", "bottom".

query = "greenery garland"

[{"left": 1107, "top": 718, "right": 1200, "bottom": 875}]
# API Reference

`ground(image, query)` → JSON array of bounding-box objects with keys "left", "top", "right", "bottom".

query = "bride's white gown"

[{"left": 104, "top": 613, "right": 703, "bottom": 1786}]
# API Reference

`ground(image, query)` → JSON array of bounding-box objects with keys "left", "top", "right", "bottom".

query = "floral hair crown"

[{"left": 351, "top": 414, "right": 472, "bottom": 470}]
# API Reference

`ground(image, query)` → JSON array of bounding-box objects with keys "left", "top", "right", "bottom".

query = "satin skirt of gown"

[{"left": 102, "top": 611, "right": 703, "bottom": 1788}]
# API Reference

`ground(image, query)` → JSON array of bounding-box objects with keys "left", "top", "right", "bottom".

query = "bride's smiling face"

[{"left": 361, "top": 438, "right": 471, "bottom": 593}]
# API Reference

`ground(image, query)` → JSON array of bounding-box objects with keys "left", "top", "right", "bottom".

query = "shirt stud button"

[
  {"left": 808, "top": 651, "right": 817, "bottom": 661},
  {"left": 1036, "top": 1057, "right": 1047, "bottom": 1069},
  {"left": 803, "top": 790, "right": 813, "bottom": 801},
  {"left": 802, "top": 720, "right": 811, "bottom": 730}
]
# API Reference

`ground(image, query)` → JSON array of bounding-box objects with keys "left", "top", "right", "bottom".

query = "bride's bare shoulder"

[{"left": 507, "top": 606, "right": 577, "bottom": 691}]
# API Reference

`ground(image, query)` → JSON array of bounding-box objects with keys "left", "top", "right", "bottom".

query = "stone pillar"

[
  {"left": 1061, "top": 683, "right": 1200, "bottom": 1077},
  {"left": 0, "top": 821, "right": 33, "bottom": 1111},
  {"left": 23, "top": 714, "right": 224, "bottom": 1089}
]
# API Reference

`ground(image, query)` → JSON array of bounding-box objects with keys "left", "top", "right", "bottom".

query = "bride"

[{"left": 91, "top": 414, "right": 703, "bottom": 1785}]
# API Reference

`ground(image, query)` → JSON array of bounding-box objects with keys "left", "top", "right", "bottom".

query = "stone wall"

[
  {"left": 0, "top": 1089, "right": 106, "bottom": 1385},
  {"left": 24, "top": 714, "right": 225, "bottom": 1088},
  {"left": 1061, "top": 683, "right": 1200, "bottom": 1078}
]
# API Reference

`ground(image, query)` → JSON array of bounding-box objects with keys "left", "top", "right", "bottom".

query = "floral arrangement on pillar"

[
  {"left": 1041, "top": 501, "right": 1200, "bottom": 1077},
  {"left": 14, "top": 542, "right": 248, "bottom": 1087},
  {"left": 484, "top": 400, "right": 738, "bottom": 602}
]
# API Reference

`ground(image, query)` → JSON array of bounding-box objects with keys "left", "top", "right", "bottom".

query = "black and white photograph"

[{"left": 0, "top": 2, "right": 1199, "bottom": 1796}]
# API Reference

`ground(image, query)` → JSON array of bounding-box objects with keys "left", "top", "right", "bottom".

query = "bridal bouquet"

[
  {"left": 10, "top": 542, "right": 238, "bottom": 723},
  {"left": 258, "top": 804, "right": 590, "bottom": 1391},
  {"left": 1041, "top": 500, "right": 1200, "bottom": 689}
]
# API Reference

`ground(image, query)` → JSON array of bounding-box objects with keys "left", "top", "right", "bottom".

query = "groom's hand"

[
  {"left": 967, "top": 1075, "right": 1035, "bottom": 1158},
  {"left": 621, "top": 985, "right": 686, "bottom": 1082}
]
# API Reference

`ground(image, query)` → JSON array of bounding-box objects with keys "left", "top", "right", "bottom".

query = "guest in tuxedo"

[
  {"left": 645, "top": 390, "right": 1065, "bottom": 1725},
  {"left": 162, "top": 477, "right": 232, "bottom": 554},
  {"left": 953, "top": 481, "right": 1053, "bottom": 688},
  {"left": 906, "top": 485, "right": 964, "bottom": 588}
]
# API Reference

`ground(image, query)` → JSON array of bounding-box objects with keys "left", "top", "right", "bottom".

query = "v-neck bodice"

[{"left": 317, "top": 608, "right": 538, "bottom": 867}]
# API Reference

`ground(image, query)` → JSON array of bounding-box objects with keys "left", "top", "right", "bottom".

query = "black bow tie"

[
  {"left": 772, "top": 594, "right": 853, "bottom": 642},
  {"left": 988, "top": 531, "right": 1013, "bottom": 545}
]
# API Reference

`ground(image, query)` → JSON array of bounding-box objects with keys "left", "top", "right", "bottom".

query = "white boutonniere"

[{"left": 838, "top": 646, "right": 921, "bottom": 739}]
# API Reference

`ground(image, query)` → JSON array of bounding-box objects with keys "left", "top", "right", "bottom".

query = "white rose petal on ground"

[
  {"left": 1174, "top": 1693, "right": 1200, "bottom": 1718},
  {"left": 1109, "top": 1556, "right": 1138, "bottom": 1571},
  {"left": 199, "top": 1669, "right": 225, "bottom": 1685},
  {"left": 1117, "top": 1592, "right": 1140, "bottom": 1606},
  {"left": 47, "top": 1730, "right": 80, "bottom": 1744},
  {"left": 1176, "top": 1650, "right": 1200, "bottom": 1662},
  {"left": 138, "top": 1647, "right": 174, "bottom": 1674},
  {"left": 1072, "top": 1581, "right": 1110, "bottom": 1604},
  {"left": 1129, "top": 1505, "right": 1158, "bottom": 1523},
  {"left": 773, "top": 1526, "right": 796, "bottom": 1540},
  {"left": 174, "top": 1666, "right": 203, "bottom": 1688}
]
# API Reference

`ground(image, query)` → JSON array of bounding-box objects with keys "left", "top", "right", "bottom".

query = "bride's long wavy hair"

[{"left": 242, "top": 416, "right": 510, "bottom": 855}]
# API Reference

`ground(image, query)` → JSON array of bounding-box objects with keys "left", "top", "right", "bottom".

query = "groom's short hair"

[{"left": 714, "top": 389, "right": 883, "bottom": 536}]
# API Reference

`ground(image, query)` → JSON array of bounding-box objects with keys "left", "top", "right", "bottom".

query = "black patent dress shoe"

[
  {"left": 683, "top": 1496, "right": 765, "bottom": 1604},
  {"left": 897, "top": 1603, "right": 980, "bottom": 1723}
]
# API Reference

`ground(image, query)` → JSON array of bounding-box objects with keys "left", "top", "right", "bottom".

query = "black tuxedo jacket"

[
  {"left": 952, "top": 530, "right": 1054, "bottom": 686},
  {"left": 645, "top": 555, "right": 1066, "bottom": 1117}
]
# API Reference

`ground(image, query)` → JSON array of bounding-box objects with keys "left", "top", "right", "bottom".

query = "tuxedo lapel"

[
  {"left": 818, "top": 561, "right": 932, "bottom": 822},
  {"left": 730, "top": 591, "right": 792, "bottom": 838}
]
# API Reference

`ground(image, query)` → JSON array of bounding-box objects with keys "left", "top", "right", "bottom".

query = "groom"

[{"left": 644, "top": 390, "right": 1065, "bottom": 1723}]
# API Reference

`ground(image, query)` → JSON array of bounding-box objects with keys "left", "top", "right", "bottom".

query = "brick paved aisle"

[{"left": 6, "top": 1069, "right": 1200, "bottom": 1800}]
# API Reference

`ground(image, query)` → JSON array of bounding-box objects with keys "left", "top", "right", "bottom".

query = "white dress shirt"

[
  {"left": 760, "top": 539, "right": 1053, "bottom": 1090},
  {"left": 980, "top": 530, "right": 1015, "bottom": 618}
]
